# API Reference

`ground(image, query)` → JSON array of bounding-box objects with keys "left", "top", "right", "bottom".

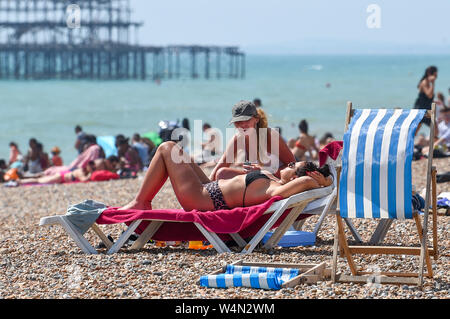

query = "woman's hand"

[
  {"left": 243, "top": 163, "right": 261, "bottom": 173},
  {"left": 307, "top": 171, "right": 331, "bottom": 187}
]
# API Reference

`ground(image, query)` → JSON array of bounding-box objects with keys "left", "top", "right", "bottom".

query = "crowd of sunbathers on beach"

[{"left": 1, "top": 66, "right": 449, "bottom": 211}]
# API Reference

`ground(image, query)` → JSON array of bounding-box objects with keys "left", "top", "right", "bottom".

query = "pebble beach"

[{"left": 0, "top": 158, "right": 448, "bottom": 300}]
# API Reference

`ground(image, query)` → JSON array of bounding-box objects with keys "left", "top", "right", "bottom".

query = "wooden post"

[
  {"left": 176, "top": 50, "right": 180, "bottom": 78},
  {"left": 431, "top": 167, "right": 438, "bottom": 259},
  {"left": 418, "top": 103, "right": 436, "bottom": 289},
  {"left": 241, "top": 53, "right": 245, "bottom": 79},
  {"left": 216, "top": 49, "right": 221, "bottom": 79},
  {"left": 205, "top": 49, "right": 210, "bottom": 79},
  {"left": 191, "top": 48, "right": 197, "bottom": 79},
  {"left": 168, "top": 48, "right": 173, "bottom": 79}
]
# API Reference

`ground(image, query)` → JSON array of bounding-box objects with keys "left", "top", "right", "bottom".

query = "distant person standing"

[
  {"left": 414, "top": 66, "right": 438, "bottom": 135},
  {"left": 253, "top": 98, "right": 262, "bottom": 108},
  {"left": 74, "top": 125, "right": 88, "bottom": 154}
]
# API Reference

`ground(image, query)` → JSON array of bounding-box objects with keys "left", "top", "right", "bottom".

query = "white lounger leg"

[
  {"left": 130, "top": 221, "right": 164, "bottom": 250},
  {"left": 240, "top": 200, "right": 293, "bottom": 254},
  {"left": 40, "top": 216, "right": 98, "bottom": 254},
  {"left": 229, "top": 233, "right": 247, "bottom": 248},
  {"left": 313, "top": 189, "right": 337, "bottom": 235},
  {"left": 194, "top": 223, "right": 231, "bottom": 253},
  {"left": 107, "top": 220, "right": 142, "bottom": 254},
  {"left": 263, "top": 203, "right": 308, "bottom": 250}
]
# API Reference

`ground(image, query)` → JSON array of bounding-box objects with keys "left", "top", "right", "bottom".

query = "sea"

[{"left": 1, "top": 54, "right": 449, "bottom": 163}]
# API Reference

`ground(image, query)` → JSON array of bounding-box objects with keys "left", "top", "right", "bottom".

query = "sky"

[{"left": 129, "top": 0, "right": 450, "bottom": 55}]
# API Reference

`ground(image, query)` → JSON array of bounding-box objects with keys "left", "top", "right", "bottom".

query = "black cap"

[{"left": 230, "top": 100, "right": 258, "bottom": 124}]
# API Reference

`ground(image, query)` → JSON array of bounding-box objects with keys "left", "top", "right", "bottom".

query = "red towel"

[
  {"left": 90, "top": 170, "right": 120, "bottom": 182},
  {"left": 319, "top": 141, "right": 343, "bottom": 167},
  {"left": 97, "top": 197, "right": 311, "bottom": 241}
]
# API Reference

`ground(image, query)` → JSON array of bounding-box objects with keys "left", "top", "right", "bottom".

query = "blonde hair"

[{"left": 256, "top": 108, "right": 268, "bottom": 129}]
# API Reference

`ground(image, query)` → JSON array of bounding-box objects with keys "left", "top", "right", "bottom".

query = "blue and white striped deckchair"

[{"left": 332, "top": 102, "right": 437, "bottom": 288}]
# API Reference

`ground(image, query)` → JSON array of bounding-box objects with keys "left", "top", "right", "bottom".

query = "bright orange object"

[
  {"left": 155, "top": 241, "right": 166, "bottom": 247},
  {"left": 189, "top": 241, "right": 213, "bottom": 250},
  {"left": 3, "top": 168, "right": 19, "bottom": 181}
]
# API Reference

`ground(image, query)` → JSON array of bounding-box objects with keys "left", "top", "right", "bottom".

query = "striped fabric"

[
  {"left": 339, "top": 109, "right": 425, "bottom": 220},
  {"left": 199, "top": 265, "right": 299, "bottom": 290}
]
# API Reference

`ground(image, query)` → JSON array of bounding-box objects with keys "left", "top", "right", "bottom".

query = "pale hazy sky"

[{"left": 129, "top": 0, "right": 450, "bottom": 54}]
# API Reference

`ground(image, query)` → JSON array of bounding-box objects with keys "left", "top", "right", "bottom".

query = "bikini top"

[
  {"left": 243, "top": 170, "right": 270, "bottom": 206},
  {"left": 245, "top": 170, "right": 270, "bottom": 186}
]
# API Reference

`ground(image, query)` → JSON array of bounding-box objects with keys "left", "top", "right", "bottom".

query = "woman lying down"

[{"left": 119, "top": 141, "right": 332, "bottom": 212}]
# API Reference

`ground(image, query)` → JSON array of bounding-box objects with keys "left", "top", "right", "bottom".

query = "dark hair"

[
  {"left": 87, "top": 160, "right": 96, "bottom": 171},
  {"left": 418, "top": 66, "right": 438, "bottom": 88},
  {"left": 107, "top": 155, "right": 119, "bottom": 163},
  {"left": 85, "top": 134, "right": 97, "bottom": 145},
  {"left": 116, "top": 136, "right": 129, "bottom": 146},
  {"left": 9, "top": 142, "right": 18, "bottom": 148},
  {"left": 75, "top": 125, "right": 82, "bottom": 132},
  {"left": 203, "top": 123, "right": 211, "bottom": 130},
  {"left": 319, "top": 132, "right": 334, "bottom": 145},
  {"left": 182, "top": 118, "right": 190, "bottom": 131},
  {"left": 0, "top": 159, "right": 6, "bottom": 166},
  {"left": 296, "top": 162, "right": 330, "bottom": 178},
  {"left": 298, "top": 120, "right": 308, "bottom": 134},
  {"left": 253, "top": 98, "right": 262, "bottom": 107}
]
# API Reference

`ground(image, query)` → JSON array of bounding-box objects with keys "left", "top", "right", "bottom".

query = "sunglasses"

[{"left": 288, "top": 162, "right": 296, "bottom": 169}]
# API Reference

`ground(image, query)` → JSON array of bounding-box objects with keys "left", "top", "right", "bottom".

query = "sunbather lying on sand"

[
  {"left": 18, "top": 161, "right": 96, "bottom": 185},
  {"left": 119, "top": 141, "right": 332, "bottom": 212}
]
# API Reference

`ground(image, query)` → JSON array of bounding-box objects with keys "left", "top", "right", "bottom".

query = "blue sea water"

[{"left": 1, "top": 54, "right": 449, "bottom": 163}]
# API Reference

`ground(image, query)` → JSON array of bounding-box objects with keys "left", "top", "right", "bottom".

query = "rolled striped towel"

[{"left": 199, "top": 265, "right": 299, "bottom": 290}]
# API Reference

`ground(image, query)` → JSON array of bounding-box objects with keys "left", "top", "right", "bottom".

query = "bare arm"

[
  {"left": 420, "top": 80, "right": 434, "bottom": 99},
  {"left": 74, "top": 168, "right": 92, "bottom": 182},
  {"left": 267, "top": 129, "right": 296, "bottom": 177},
  {"left": 271, "top": 171, "right": 332, "bottom": 198},
  {"left": 271, "top": 176, "right": 319, "bottom": 198},
  {"left": 209, "top": 135, "right": 236, "bottom": 180}
]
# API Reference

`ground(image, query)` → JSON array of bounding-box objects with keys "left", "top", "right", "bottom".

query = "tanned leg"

[{"left": 119, "top": 142, "right": 214, "bottom": 211}]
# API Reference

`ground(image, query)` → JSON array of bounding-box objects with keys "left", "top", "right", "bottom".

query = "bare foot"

[{"left": 118, "top": 199, "right": 152, "bottom": 211}]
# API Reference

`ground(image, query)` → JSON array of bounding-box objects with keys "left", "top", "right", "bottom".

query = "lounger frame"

[{"left": 40, "top": 186, "right": 333, "bottom": 255}]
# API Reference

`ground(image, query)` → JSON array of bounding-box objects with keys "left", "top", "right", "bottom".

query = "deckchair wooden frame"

[
  {"left": 39, "top": 186, "right": 334, "bottom": 255},
  {"left": 331, "top": 102, "right": 437, "bottom": 289},
  {"left": 207, "top": 259, "right": 330, "bottom": 287}
]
